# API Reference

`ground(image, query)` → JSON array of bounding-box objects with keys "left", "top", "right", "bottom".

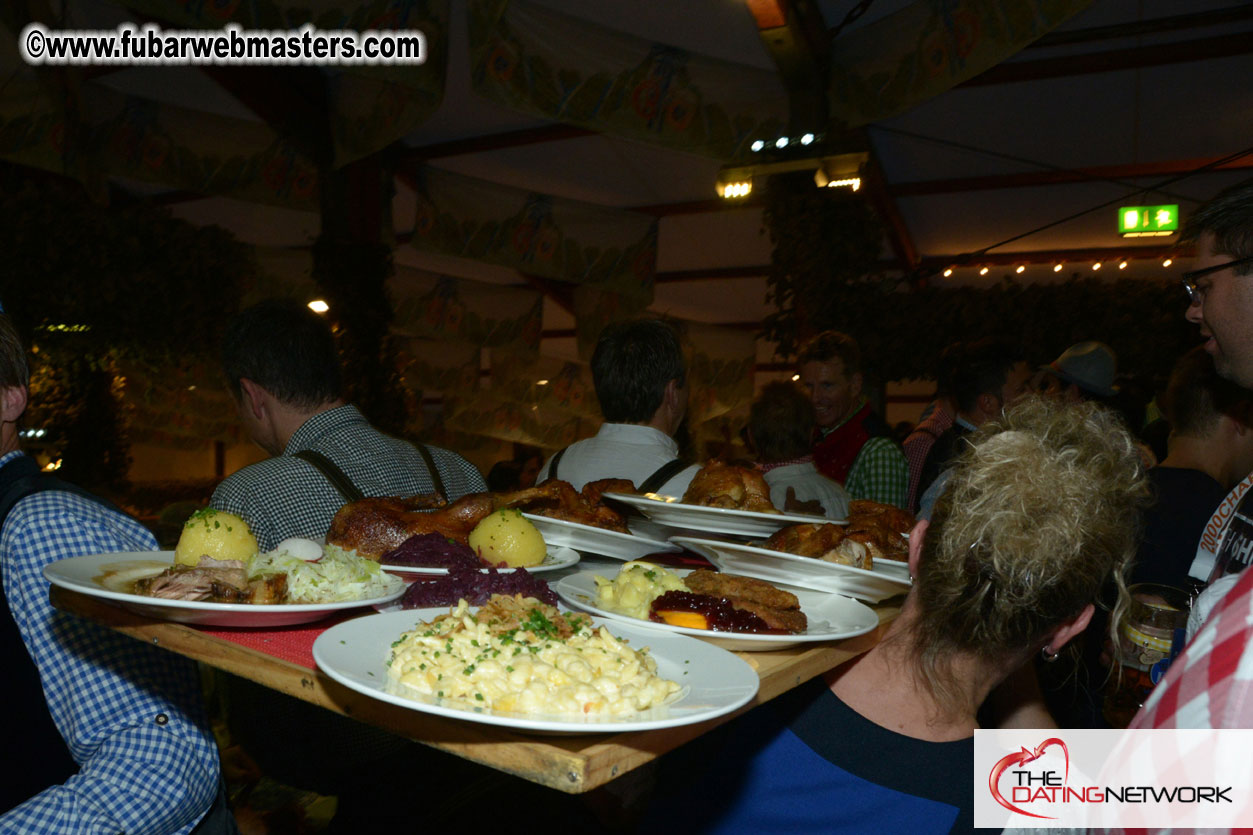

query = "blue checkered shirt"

[
  {"left": 0, "top": 451, "right": 220, "bottom": 833},
  {"left": 211, "top": 404, "right": 487, "bottom": 550}
]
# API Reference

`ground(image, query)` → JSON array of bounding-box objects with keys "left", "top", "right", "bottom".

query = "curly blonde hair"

[{"left": 911, "top": 396, "right": 1149, "bottom": 708}]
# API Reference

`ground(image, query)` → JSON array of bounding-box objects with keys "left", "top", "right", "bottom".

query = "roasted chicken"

[
  {"left": 525, "top": 478, "right": 634, "bottom": 532},
  {"left": 326, "top": 479, "right": 632, "bottom": 561},
  {"left": 763, "top": 500, "right": 915, "bottom": 569},
  {"left": 848, "top": 500, "right": 915, "bottom": 535},
  {"left": 762, "top": 523, "right": 869, "bottom": 568},
  {"left": 681, "top": 460, "right": 778, "bottom": 514}
]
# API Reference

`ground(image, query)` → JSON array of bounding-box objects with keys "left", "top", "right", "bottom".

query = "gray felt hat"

[{"left": 1043, "top": 341, "right": 1118, "bottom": 397}]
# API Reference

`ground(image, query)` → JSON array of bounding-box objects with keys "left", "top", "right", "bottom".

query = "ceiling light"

[
  {"left": 813, "top": 153, "right": 868, "bottom": 190},
  {"left": 943, "top": 268, "right": 953, "bottom": 277},
  {"left": 1015, "top": 265, "right": 1025, "bottom": 274},
  {"left": 801, "top": 133, "right": 814, "bottom": 145},
  {"left": 1162, "top": 258, "right": 1173, "bottom": 267},
  {"left": 1053, "top": 263, "right": 1063, "bottom": 273},
  {"left": 979, "top": 266, "right": 989, "bottom": 276},
  {"left": 308, "top": 299, "right": 329, "bottom": 313},
  {"left": 775, "top": 136, "right": 788, "bottom": 149},
  {"left": 716, "top": 166, "right": 754, "bottom": 198},
  {"left": 791, "top": 374, "right": 800, "bottom": 381},
  {"left": 718, "top": 152, "right": 868, "bottom": 198},
  {"left": 1118, "top": 261, "right": 1128, "bottom": 270},
  {"left": 751, "top": 140, "right": 765, "bottom": 152},
  {"left": 717, "top": 179, "right": 752, "bottom": 199},
  {"left": 536, "top": 379, "right": 549, "bottom": 386},
  {"left": 1092, "top": 262, "right": 1102, "bottom": 270}
]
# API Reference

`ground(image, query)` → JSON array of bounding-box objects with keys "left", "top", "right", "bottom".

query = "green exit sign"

[{"left": 1119, "top": 204, "right": 1179, "bottom": 237}]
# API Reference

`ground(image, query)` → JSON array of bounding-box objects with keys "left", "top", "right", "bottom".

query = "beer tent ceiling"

[{"left": 5, "top": 0, "right": 1253, "bottom": 370}]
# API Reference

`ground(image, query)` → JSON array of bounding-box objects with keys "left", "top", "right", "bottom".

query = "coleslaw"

[{"left": 249, "top": 542, "right": 404, "bottom": 603}]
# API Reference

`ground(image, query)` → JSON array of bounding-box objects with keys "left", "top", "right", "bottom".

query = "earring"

[{"left": 1041, "top": 646, "right": 1060, "bottom": 663}]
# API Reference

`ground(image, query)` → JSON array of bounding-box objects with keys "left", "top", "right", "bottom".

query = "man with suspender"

[
  {"left": 0, "top": 310, "right": 233, "bottom": 832},
  {"left": 208, "top": 299, "right": 487, "bottom": 830},
  {"left": 537, "top": 317, "right": 700, "bottom": 497},
  {"left": 210, "top": 300, "right": 485, "bottom": 551}
]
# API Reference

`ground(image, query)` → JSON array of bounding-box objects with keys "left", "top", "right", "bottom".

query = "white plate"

[
  {"left": 553, "top": 567, "right": 879, "bottom": 651},
  {"left": 873, "top": 556, "right": 911, "bottom": 581},
  {"left": 381, "top": 546, "right": 580, "bottom": 575},
  {"left": 43, "top": 551, "right": 407, "bottom": 627},
  {"left": 603, "top": 492, "right": 834, "bottom": 539},
  {"left": 669, "top": 537, "right": 911, "bottom": 603},
  {"left": 312, "top": 608, "right": 759, "bottom": 733},
  {"left": 521, "top": 513, "right": 680, "bottom": 560}
]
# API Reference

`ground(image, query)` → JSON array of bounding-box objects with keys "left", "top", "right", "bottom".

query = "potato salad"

[{"left": 387, "top": 594, "right": 680, "bottom": 717}]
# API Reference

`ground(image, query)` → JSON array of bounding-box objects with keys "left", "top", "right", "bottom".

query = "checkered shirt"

[
  {"left": 1132, "top": 565, "right": 1253, "bottom": 731},
  {"left": 0, "top": 451, "right": 220, "bottom": 833},
  {"left": 211, "top": 405, "right": 487, "bottom": 550},
  {"left": 844, "top": 436, "right": 909, "bottom": 509},
  {"left": 902, "top": 403, "right": 954, "bottom": 513}
]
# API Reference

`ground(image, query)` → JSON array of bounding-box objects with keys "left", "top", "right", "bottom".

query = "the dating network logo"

[{"left": 988, "top": 737, "right": 1072, "bottom": 820}]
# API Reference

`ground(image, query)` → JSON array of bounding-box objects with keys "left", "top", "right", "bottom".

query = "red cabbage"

[
  {"left": 400, "top": 567, "right": 558, "bottom": 608},
  {"left": 382, "top": 533, "right": 483, "bottom": 570}
]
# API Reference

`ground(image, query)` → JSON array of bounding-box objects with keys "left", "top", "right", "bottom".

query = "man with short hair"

[
  {"left": 747, "top": 380, "right": 849, "bottom": 520},
  {"left": 1132, "top": 177, "right": 1253, "bottom": 730},
  {"left": 797, "top": 331, "right": 908, "bottom": 508},
  {"left": 902, "top": 342, "right": 960, "bottom": 513},
  {"left": 210, "top": 299, "right": 486, "bottom": 549},
  {"left": 1134, "top": 347, "right": 1253, "bottom": 590},
  {"left": 537, "top": 318, "right": 700, "bottom": 497},
  {"left": 0, "top": 311, "right": 229, "bottom": 831},
  {"left": 916, "top": 339, "right": 1031, "bottom": 503},
  {"left": 209, "top": 299, "right": 487, "bottom": 830}
]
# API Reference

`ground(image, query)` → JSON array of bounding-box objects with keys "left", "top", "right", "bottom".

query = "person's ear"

[
  {"left": 850, "top": 371, "right": 864, "bottom": 400},
  {"left": 238, "top": 378, "right": 268, "bottom": 420},
  {"left": 1, "top": 384, "right": 28, "bottom": 423},
  {"left": 907, "top": 519, "right": 928, "bottom": 577},
  {"left": 1043, "top": 603, "right": 1094, "bottom": 655}
]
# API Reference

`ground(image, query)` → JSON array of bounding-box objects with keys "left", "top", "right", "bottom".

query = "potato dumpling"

[
  {"left": 468, "top": 509, "right": 546, "bottom": 568},
  {"left": 174, "top": 508, "right": 258, "bottom": 566}
]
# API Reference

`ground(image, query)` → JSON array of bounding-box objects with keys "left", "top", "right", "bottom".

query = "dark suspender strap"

[
  {"left": 639, "top": 458, "right": 688, "bottom": 495},
  {"left": 413, "top": 443, "right": 447, "bottom": 501},
  {"left": 293, "top": 450, "right": 364, "bottom": 503},
  {"left": 547, "top": 446, "right": 569, "bottom": 481}
]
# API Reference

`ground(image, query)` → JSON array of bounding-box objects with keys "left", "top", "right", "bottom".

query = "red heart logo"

[{"left": 988, "top": 737, "right": 1070, "bottom": 820}]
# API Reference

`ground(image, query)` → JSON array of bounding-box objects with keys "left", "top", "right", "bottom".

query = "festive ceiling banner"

[
  {"left": 248, "top": 247, "right": 319, "bottom": 304},
  {"left": 684, "top": 321, "right": 756, "bottom": 428},
  {"left": 489, "top": 350, "right": 597, "bottom": 419},
  {"left": 828, "top": 0, "right": 1094, "bottom": 128},
  {"left": 391, "top": 266, "right": 544, "bottom": 352},
  {"left": 0, "top": 74, "right": 67, "bottom": 177},
  {"left": 444, "top": 390, "right": 598, "bottom": 449},
  {"left": 0, "top": 50, "right": 322, "bottom": 210},
  {"left": 571, "top": 284, "right": 653, "bottom": 360},
  {"left": 405, "top": 165, "right": 657, "bottom": 298},
  {"left": 394, "top": 335, "right": 481, "bottom": 397},
  {"left": 467, "top": 0, "right": 787, "bottom": 161},
  {"left": 113, "top": 0, "right": 450, "bottom": 166}
]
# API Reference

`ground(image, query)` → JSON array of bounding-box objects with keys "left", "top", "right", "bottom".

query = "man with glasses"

[{"left": 1132, "top": 178, "right": 1253, "bottom": 731}]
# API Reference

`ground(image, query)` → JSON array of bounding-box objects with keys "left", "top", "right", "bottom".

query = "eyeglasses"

[{"left": 1182, "top": 256, "right": 1253, "bottom": 302}]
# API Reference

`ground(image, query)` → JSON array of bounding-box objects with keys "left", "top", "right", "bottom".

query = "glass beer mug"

[{"left": 1102, "top": 583, "right": 1190, "bottom": 728}]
